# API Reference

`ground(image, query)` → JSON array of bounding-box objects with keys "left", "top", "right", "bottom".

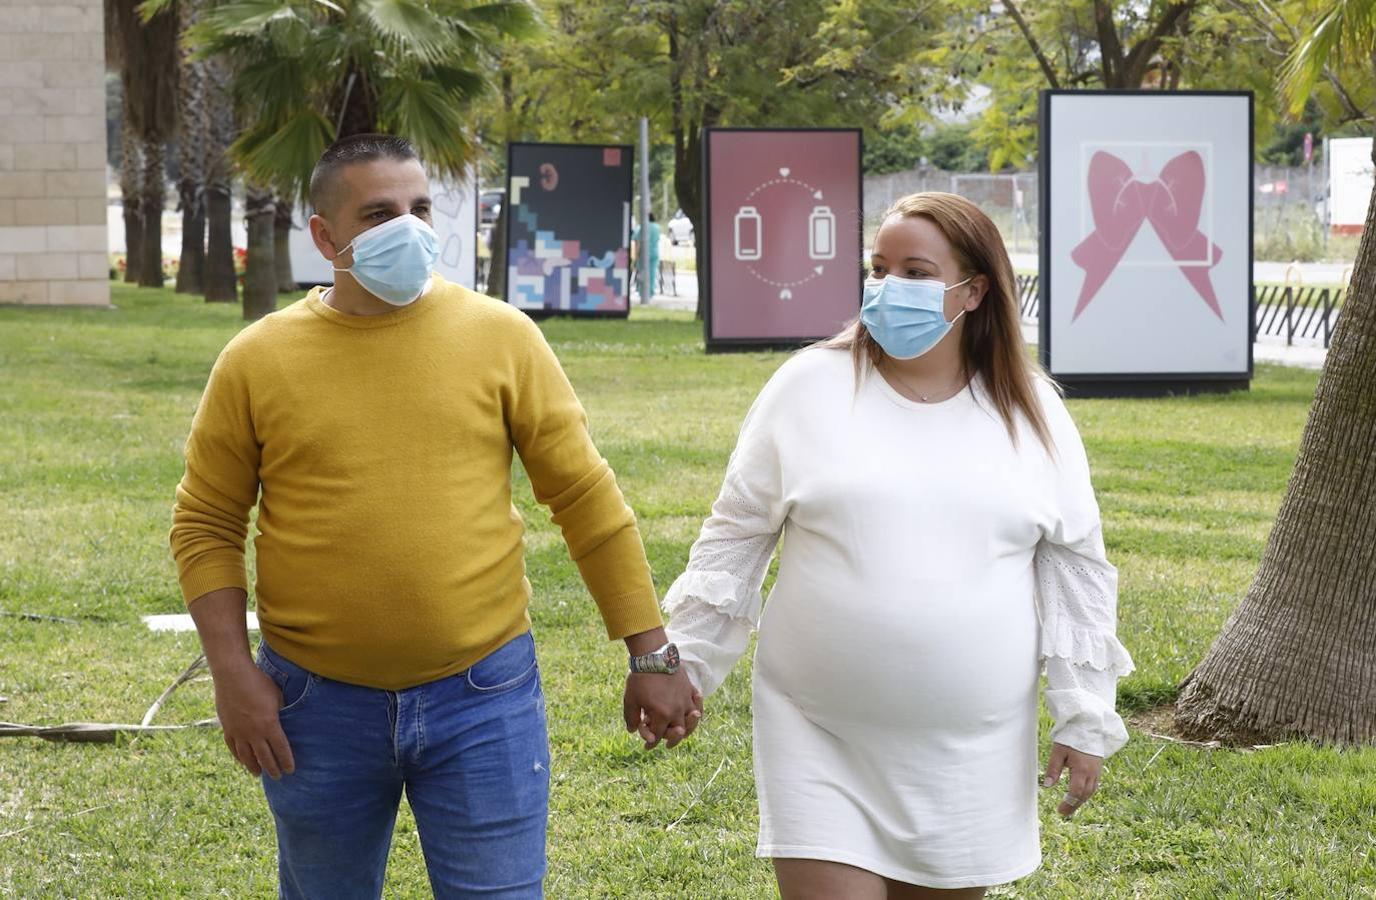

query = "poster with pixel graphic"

[{"left": 504, "top": 143, "right": 633, "bottom": 317}]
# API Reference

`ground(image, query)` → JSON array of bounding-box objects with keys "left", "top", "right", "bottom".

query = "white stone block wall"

[{"left": 0, "top": 0, "right": 110, "bottom": 306}]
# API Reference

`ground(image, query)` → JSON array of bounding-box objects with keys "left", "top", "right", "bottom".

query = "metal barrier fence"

[{"left": 1011, "top": 275, "right": 1345, "bottom": 348}]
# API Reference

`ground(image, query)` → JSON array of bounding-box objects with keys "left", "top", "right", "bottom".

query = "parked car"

[
  {"left": 667, "top": 209, "right": 694, "bottom": 245},
  {"left": 480, "top": 189, "right": 504, "bottom": 225}
]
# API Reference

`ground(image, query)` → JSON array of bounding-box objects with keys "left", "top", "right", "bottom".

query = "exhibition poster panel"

[
  {"left": 506, "top": 143, "right": 632, "bottom": 314},
  {"left": 1045, "top": 92, "right": 1252, "bottom": 377},
  {"left": 707, "top": 129, "right": 862, "bottom": 343}
]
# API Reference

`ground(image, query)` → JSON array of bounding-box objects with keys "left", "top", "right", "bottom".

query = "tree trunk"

[
  {"left": 274, "top": 199, "right": 297, "bottom": 293},
  {"left": 1174, "top": 179, "right": 1376, "bottom": 746},
  {"left": 488, "top": 202, "right": 508, "bottom": 300},
  {"left": 120, "top": 118, "right": 143, "bottom": 284},
  {"left": 204, "top": 184, "right": 236, "bottom": 302},
  {"left": 203, "top": 56, "right": 237, "bottom": 303},
  {"left": 176, "top": 185, "right": 206, "bottom": 294},
  {"left": 334, "top": 62, "right": 379, "bottom": 139},
  {"left": 138, "top": 139, "right": 167, "bottom": 289},
  {"left": 174, "top": 0, "right": 206, "bottom": 294},
  {"left": 243, "top": 184, "right": 278, "bottom": 320}
]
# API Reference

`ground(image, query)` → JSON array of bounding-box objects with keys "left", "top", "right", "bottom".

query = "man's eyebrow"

[
  {"left": 411, "top": 196, "right": 431, "bottom": 207},
  {"left": 356, "top": 199, "right": 399, "bottom": 214}
]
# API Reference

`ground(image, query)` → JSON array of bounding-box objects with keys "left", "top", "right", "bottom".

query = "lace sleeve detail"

[
  {"left": 1035, "top": 536, "right": 1135, "bottom": 676},
  {"left": 664, "top": 387, "right": 786, "bottom": 696},
  {"left": 1033, "top": 385, "right": 1134, "bottom": 757}
]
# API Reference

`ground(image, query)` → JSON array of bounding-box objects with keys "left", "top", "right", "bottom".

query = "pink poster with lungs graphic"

[
  {"left": 704, "top": 129, "right": 862, "bottom": 348},
  {"left": 1041, "top": 92, "right": 1252, "bottom": 390}
]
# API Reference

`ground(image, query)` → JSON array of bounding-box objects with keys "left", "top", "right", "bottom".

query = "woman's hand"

[{"left": 1042, "top": 742, "right": 1102, "bottom": 818}]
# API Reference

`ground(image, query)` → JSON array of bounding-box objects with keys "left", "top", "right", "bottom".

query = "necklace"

[{"left": 882, "top": 364, "right": 968, "bottom": 403}]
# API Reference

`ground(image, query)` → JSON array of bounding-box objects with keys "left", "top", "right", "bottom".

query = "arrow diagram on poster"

[{"left": 814, "top": 266, "right": 823, "bottom": 275}]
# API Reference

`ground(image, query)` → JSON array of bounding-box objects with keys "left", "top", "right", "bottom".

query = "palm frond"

[
  {"left": 377, "top": 75, "right": 475, "bottom": 180},
  {"left": 424, "top": 64, "right": 488, "bottom": 104},
  {"left": 1281, "top": 0, "right": 1376, "bottom": 114},
  {"left": 356, "top": 0, "right": 452, "bottom": 65},
  {"left": 232, "top": 107, "right": 335, "bottom": 202},
  {"left": 461, "top": 1, "right": 544, "bottom": 41}
]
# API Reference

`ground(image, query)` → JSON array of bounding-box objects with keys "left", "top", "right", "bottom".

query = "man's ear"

[{"left": 309, "top": 213, "right": 347, "bottom": 264}]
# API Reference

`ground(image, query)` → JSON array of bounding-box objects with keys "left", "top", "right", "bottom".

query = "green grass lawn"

[{"left": 2, "top": 285, "right": 1374, "bottom": 898}]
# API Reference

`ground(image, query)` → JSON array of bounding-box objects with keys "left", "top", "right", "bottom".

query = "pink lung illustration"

[{"left": 1070, "top": 150, "right": 1223, "bottom": 322}]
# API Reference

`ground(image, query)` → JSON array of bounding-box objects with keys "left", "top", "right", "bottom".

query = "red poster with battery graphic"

[{"left": 703, "top": 129, "right": 862, "bottom": 350}]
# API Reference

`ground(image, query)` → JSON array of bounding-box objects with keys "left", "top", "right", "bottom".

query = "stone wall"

[{"left": 0, "top": 0, "right": 110, "bottom": 306}]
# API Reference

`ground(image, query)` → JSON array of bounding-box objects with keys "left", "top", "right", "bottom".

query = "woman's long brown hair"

[{"left": 817, "top": 191, "right": 1058, "bottom": 453}]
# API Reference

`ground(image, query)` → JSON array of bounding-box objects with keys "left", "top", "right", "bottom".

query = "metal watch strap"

[{"left": 629, "top": 641, "right": 680, "bottom": 674}]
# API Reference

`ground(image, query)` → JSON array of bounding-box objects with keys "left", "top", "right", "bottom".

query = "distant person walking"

[{"left": 633, "top": 212, "right": 662, "bottom": 299}]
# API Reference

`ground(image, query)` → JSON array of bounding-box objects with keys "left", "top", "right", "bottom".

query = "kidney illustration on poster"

[{"left": 704, "top": 129, "right": 862, "bottom": 349}]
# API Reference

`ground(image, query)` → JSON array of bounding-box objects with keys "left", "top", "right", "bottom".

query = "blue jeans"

[{"left": 256, "top": 632, "right": 550, "bottom": 899}]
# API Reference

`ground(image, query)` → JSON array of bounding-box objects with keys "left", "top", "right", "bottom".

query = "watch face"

[{"left": 665, "top": 644, "right": 680, "bottom": 669}]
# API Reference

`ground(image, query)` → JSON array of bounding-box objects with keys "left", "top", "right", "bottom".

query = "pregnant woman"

[{"left": 664, "top": 192, "right": 1134, "bottom": 898}]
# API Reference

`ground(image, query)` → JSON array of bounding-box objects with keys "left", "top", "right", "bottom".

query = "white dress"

[{"left": 664, "top": 348, "right": 1134, "bottom": 889}]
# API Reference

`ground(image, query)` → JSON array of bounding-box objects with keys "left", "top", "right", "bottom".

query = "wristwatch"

[{"left": 629, "top": 642, "right": 680, "bottom": 675}]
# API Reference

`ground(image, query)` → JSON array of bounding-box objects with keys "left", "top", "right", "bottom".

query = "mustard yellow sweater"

[{"left": 169, "top": 276, "right": 662, "bottom": 689}]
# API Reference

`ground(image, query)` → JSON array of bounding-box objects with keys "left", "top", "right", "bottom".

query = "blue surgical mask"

[
  {"left": 332, "top": 213, "right": 439, "bottom": 306},
  {"left": 860, "top": 274, "right": 973, "bottom": 360}
]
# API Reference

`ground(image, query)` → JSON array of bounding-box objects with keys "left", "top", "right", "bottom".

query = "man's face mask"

[{"left": 332, "top": 214, "right": 439, "bottom": 306}]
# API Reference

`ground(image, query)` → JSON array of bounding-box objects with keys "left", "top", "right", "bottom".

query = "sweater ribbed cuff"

[{"left": 179, "top": 562, "right": 248, "bottom": 607}]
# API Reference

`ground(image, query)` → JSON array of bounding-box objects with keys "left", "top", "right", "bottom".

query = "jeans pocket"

[
  {"left": 256, "top": 642, "right": 318, "bottom": 716},
  {"left": 465, "top": 632, "right": 539, "bottom": 694}
]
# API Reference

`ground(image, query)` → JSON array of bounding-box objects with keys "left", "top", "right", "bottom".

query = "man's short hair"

[{"left": 309, "top": 134, "right": 420, "bottom": 215}]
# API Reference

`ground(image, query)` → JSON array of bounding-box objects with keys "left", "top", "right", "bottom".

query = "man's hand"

[
  {"left": 188, "top": 587, "right": 295, "bottom": 780},
  {"left": 622, "top": 668, "right": 702, "bottom": 750},
  {"left": 1042, "top": 742, "right": 1103, "bottom": 818},
  {"left": 214, "top": 660, "right": 296, "bottom": 779}
]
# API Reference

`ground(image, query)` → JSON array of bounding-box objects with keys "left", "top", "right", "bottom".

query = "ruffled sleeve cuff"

[
  {"left": 1040, "top": 620, "right": 1136, "bottom": 677},
  {"left": 1045, "top": 686, "right": 1130, "bottom": 757},
  {"left": 662, "top": 569, "right": 763, "bottom": 627}
]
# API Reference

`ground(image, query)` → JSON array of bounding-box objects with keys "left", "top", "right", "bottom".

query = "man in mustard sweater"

[{"left": 170, "top": 134, "right": 700, "bottom": 898}]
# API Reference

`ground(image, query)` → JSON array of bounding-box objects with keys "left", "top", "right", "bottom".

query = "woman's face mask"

[
  {"left": 332, "top": 213, "right": 439, "bottom": 306},
  {"left": 860, "top": 274, "right": 973, "bottom": 360}
]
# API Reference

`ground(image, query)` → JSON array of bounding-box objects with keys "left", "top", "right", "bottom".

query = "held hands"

[
  {"left": 622, "top": 668, "right": 703, "bottom": 750},
  {"left": 213, "top": 661, "right": 296, "bottom": 780},
  {"left": 1042, "top": 742, "right": 1102, "bottom": 818}
]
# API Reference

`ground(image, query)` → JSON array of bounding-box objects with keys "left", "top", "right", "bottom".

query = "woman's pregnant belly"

[{"left": 754, "top": 561, "right": 1040, "bottom": 740}]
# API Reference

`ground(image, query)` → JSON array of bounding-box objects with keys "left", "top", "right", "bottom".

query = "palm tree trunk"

[
  {"left": 174, "top": 0, "right": 206, "bottom": 294},
  {"left": 1174, "top": 178, "right": 1376, "bottom": 746},
  {"left": 203, "top": 56, "right": 237, "bottom": 303},
  {"left": 138, "top": 139, "right": 167, "bottom": 289},
  {"left": 488, "top": 202, "right": 508, "bottom": 300},
  {"left": 243, "top": 184, "right": 278, "bottom": 320},
  {"left": 274, "top": 198, "right": 297, "bottom": 293},
  {"left": 120, "top": 117, "right": 143, "bottom": 284}
]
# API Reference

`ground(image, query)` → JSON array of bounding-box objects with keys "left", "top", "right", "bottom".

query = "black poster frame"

[
  {"left": 502, "top": 141, "right": 635, "bottom": 320},
  {"left": 701, "top": 127, "right": 865, "bottom": 353},
  {"left": 1038, "top": 90, "right": 1255, "bottom": 397}
]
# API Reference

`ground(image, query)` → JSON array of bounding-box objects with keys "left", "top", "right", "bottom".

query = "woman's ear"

[{"left": 965, "top": 274, "right": 990, "bottom": 312}]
